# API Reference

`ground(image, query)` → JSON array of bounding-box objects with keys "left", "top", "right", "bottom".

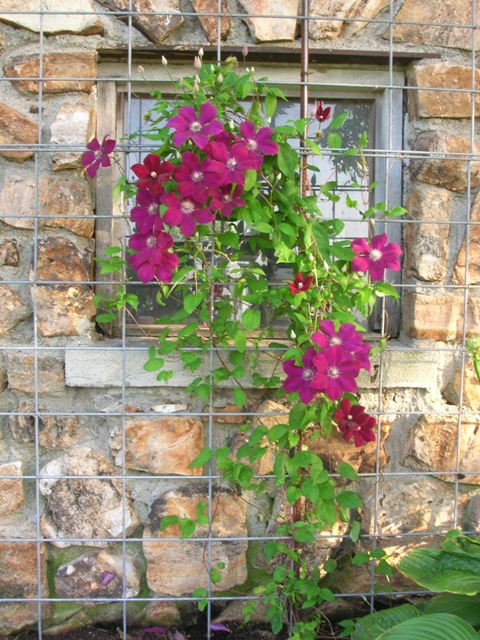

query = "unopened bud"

[
  {"left": 161, "top": 55, "right": 168, "bottom": 66},
  {"left": 198, "top": 47, "right": 204, "bottom": 58},
  {"left": 242, "top": 43, "right": 248, "bottom": 58},
  {"left": 193, "top": 77, "right": 200, "bottom": 93},
  {"left": 138, "top": 65, "right": 145, "bottom": 75},
  {"left": 194, "top": 55, "right": 201, "bottom": 70},
  {"left": 217, "top": 72, "right": 223, "bottom": 83}
]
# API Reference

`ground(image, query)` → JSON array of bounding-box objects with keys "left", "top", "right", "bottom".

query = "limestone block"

[
  {"left": 408, "top": 62, "right": 480, "bottom": 119},
  {"left": 55, "top": 550, "right": 140, "bottom": 603},
  {"left": 454, "top": 191, "right": 480, "bottom": 285},
  {"left": 0, "top": 541, "right": 51, "bottom": 634},
  {"left": 36, "top": 285, "right": 95, "bottom": 337},
  {"left": 310, "top": 0, "right": 388, "bottom": 40},
  {"left": 403, "top": 292, "right": 480, "bottom": 340},
  {"left": 7, "top": 352, "right": 64, "bottom": 394},
  {"left": 390, "top": 0, "right": 480, "bottom": 50},
  {"left": 39, "top": 447, "right": 140, "bottom": 548},
  {"left": 0, "top": 102, "right": 37, "bottom": 162},
  {"left": 238, "top": 0, "right": 299, "bottom": 42},
  {"left": 404, "top": 186, "right": 450, "bottom": 282},
  {"left": 403, "top": 414, "right": 480, "bottom": 484},
  {"left": 0, "top": 176, "right": 94, "bottom": 238},
  {"left": 97, "top": 0, "right": 184, "bottom": 44},
  {"left": 0, "top": 285, "right": 30, "bottom": 335},
  {"left": 411, "top": 133, "right": 480, "bottom": 192},
  {"left": 4, "top": 52, "right": 97, "bottom": 94},
  {"left": 51, "top": 101, "right": 92, "bottom": 170},
  {"left": 110, "top": 416, "right": 204, "bottom": 475},
  {"left": 0, "top": 239, "right": 19, "bottom": 267},
  {"left": 0, "top": 461, "right": 24, "bottom": 516},
  {"left": 143, "top": 483, "right": 247, "bottom": 595},
  {"left": 35, "top": 237, "right": 93, "bottom": 282},
  {"left": 443, "top": 360, "right": 480, "bottom": 410},
  {"left": 193, "top": 0, "right": 230, "bottom": 41},
  {"left": 9, "top": 402, "right": 81, "bottom": 448},
  {"left": 0, "top": 0, "right": 104, "bottom": 35}
]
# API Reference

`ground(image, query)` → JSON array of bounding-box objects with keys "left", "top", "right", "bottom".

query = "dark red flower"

[
  {"left": 81, "top": 136, "right": 116, "bottom": 178},
  {"left": 131, "top": 154, "right": 173, "bottom": 194},
  {"left": 313, "top": 100, "right": 332, "bottom": 123},
  {"left": 210, "top": 184, "right": 245, "bottom": 217},
  {"left": 287, "top": 273, "right": 313, "bottom": 294},
  {"left": 333, "top": 399, "right": 376, "bottom": 447},
  {"left": 351, "top": 233, "right": 402, "bottom": 282}
]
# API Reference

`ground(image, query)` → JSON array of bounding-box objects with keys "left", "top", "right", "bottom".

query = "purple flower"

[
  {"left": 311, "top": 346, "right": 361, "bottom": 401},
  {"left": 131, "top": 154, "right": 173, "bottom": 194},
  {"left": 234, "top": 121, "right": 278, "bottom": 168},
  {"left": 173, "top": 151, "right": 222, "bottom": 204},
  {"left": 311, "top": 320, "right": 363, "bottom": 353},
  {"left": 204, "top": 140, "right": 254, "bottom": 186},
  {"left": 287, "top": 273, "right": 313, "bottom": 294},
  {"left": 128, "top": 229, "right": 178, "bottom": 283},
  {"left": 333, "top": 399, "right": 376, "bottom": 447},
  {"left": 209, "top": 184, "right": 245, "bottom": 217},
  {"left": 81, "top": 136, "right": 116, "bottom": 178},
  {"left": 282, "top": 347, "right": 318, "bottom": 404},
  {"left": 167, "top": 103, "right": 224, "bottom": 150},
  {"left": 351, "top": 233, "right": 402, "bottom": 282},
  {"left": 162, "top": 192, "right": 214, "bottom": 237}
]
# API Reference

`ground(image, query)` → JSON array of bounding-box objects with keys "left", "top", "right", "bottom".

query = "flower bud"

[
  {"left": 242, "top": 43, "right": 249, "bottom": 58},
  {"left": 138, "top": 65, "right": 145, "bottom": 75},
  {"left": 217, "top": 73, "right": 223, "bottom": 83},
  {"left": 193, "top": 77, "right": 200, "bottom": 93},
  {"left": 194, "top": 55, "right": 201, "bottom": 70},
  {"left": 161, "top": 55, "right": 168, "bottom": 66},
  {"left": 198, "top": 47, "right": 204, "bottom": 58}
]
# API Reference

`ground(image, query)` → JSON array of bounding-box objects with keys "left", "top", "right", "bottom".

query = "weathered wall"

[{"left": 0, "top": 0, "right": 479, "bottom": 632}]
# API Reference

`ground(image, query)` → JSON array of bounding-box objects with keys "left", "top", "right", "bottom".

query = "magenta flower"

[
  {"left": 287, "top": 273, "right": 313, "bottom": 294},
  {"left": 351, "top": 233, "right": 402, "bottom": 282},
  {"left": 162, "top": 192, "right": 214, "bottom": 237},
  {"left": 173, "top": 151, "right": 222, "bottom": 204},
  {"left": 81, "top": 136, "right": 116, "bottom": 178},
  {"left": 210, "top": 184, "right": 245, "bottom": 217},
  {"left": 282, "top": 347, "right": 318, "bottom": 404},
  {"left": 313, "top": 100, "right": 332, "bottom": 123},
  {"left": 128, "top": 229, "right": 178, "bottom": 283},
  {"left": 311, "top": 346, "right": 361, "bottom": 401},
  {"left": 333, "top": 399, "right": 376, "bottom": 447},
  {"left": 311, "top": 320, "right": 363, "bottom": 353},
  {"left": 130, "top": 189, "right": 182, "bottom": 234},
  {"left": 167, "top": 103, "right": 224, "bottom": 150},
  {"left": 234, "top": 121, "right": 278, "bottom": 168},
  {"left": 204, "top": 140, "right": 254, "bottom": 186},
  {"left": 131, "top": 154, "right": 173, "bottom": 194}
]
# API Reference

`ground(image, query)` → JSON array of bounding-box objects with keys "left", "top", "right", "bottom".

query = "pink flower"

[
  {"left": 311, "top": 346, "right": 361, "bottom": 401},
  {"left": 81, "top": 136, "right": 116, "bottom": 178},
  {"left": 210, "top": 184, "right": 245, "bottom": 217},
  {"left": 130, "top": 189, "right": 182, "bottom": 234},
  {"left": 313, "top": 100, "right": 332, "bottom": 123},
  {"left": 351, "top": 233, "right": 402, "bottom": 282},
  {"left": 333, "top": 399, "right": 376, "bottom": 447},
  {"left": 128, "top": 229, "right": 178, "bottom": 283},
  {"left": 131, "top": 154, "right": 173, "bottom": 194},
  {"left": 161, "top": 192, "right": 214, "bottom": 237},
  {"left": 234, "top": 121, "right": 278, "bottom": 168},
  {"left": 167, "top": 103, "right": 224, "bottom": 150},
  {"left": 311, "top": 320, "right": 363, "bottom": 353},
  {"left": 172, "top": 151, "right": 222, "bottom": 204},
  {"left": 204, "top": 139, "right": 254, "bottom": 186},
  {"left": 282, "top": 347, "right": 318, "bottom": 404},
  {"left": 287, "top": 273, "right": 313, "bottom": 294}
]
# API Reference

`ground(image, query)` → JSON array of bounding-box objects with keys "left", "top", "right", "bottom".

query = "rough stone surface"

[
  {"left": 443, "top": 360, "right": 480, "bottom": 410},
  {"left": 409, "top": 62, "right": 480, "bottom": 119},
  {"left": 410, "top": 133, "right": 480, "bottom": 192},
  {"left": 97, "top": 0, "right": 184, "bottom": 44},
  {"left": 0, "top": 541, "right": 50, "bottom": 634},
  {"left": 403, "top": 292, "right": 480, "bottom": 340},
  {"left": 55, "top": 550, "right": 140, "bottom": 603},
  {"left": 404, "top": 187, "right": 451, "bottom": 282},
  {"left": 0, "top": 0, "right": 104, "bottom": 35},
  {"left": 143, "top": 483, "right": 248, "bottom": 595},
  {"left": 51, "top": 101, "right": 92, "bottom": 170},
  {"left": 6, "top": 352, "right": 64, "bottom": 394},
  {"left": 0, "top": 285, "right": 30, "bottom": 335},
  {"left": 0, "top": 461, "right": 24, "bottom": 516},
  {"left": 193, "top": 0, "right": 230, "bottom": 41},
  {"left": 310, "top": 0, "right": 388, "bottom": 40},
  {"left": 111, "top": 416, "right": 204, "bottom": 475},
  {"left": 454, "top": 191, "right": 480, "bottom": 285},
  {"left": 35, "top": 237, "right": 93, "bottom": 282},
  {"left": 9, "top": 402, "right": 81, "bottom": 448},
  {"left": 403, "top": 414, "right": 480, "bottom": 483},
  {"left": 0, "top": 176, "right": 94, "bottom": 238},
  {"left": 0, "top": 102, "right": 38, "bottom": 162},
  {"left": 0, "top": 239, "right": 19, "bottom": 267},
  {"left": 4, "top": 52, "right": 97, "bottom": 94},
  {"left": 36, "top": 285, "right": 95, "bottom": 337},
  {"left": 390, "top": 0, "right": 480, "bottom": 50},
  {"left": 39, "top": 447, "right": 140, "bottom": 548},
  {"left": 204, "top": 402, "right": 249, "bottom": 425},
  {"left": 239, "top": 0, "right": 299, "bottom": 42}
]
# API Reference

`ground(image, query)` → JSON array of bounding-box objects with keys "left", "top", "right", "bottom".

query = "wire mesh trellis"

[{"left": 0, "top": 0, "right": 479, "bottom": 637}]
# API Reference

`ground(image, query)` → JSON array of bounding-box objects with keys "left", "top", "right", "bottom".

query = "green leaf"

[
  {"left": 265, "top": 93, "right": 277, "bottom": 118},
  {"left": 424, "top": 594, "right": 480, "bottom": 626},
  {"left": 234, "top": 329, "right": 247, "bottom": 353},
  {"left": 277, "top": 143, "right": 299, "bottom": 179},
  {"left": 352, "top": 604, "right": 422, "bottom": 640},
  {"left": 242, "top": 308, "right": 261, "bottom": 331},
  {"left": 327, "top": 132, "right": 343, "bottom": 149},
  {"left": 350, "top": 520, "right": 362, "bottom": 543},
  {"left": 336, "top": 490, "right": 362, "bottom": 508},
  {"left": 177, "top": 321, "right": 200, "bottom": 339},
  {"left": 179, "top": 518, "right": 196, "bottom": 539},
  {"left": 143, "top": 357, "right": 165, "bottom": 372},
  {"left": 96, "top": 312, "right": 117, "bottom": 323},
  {"left": 330, "top": 112, "right": 348, "bottom": 130},
  {"left": 244, "top": 169, "right": 257, "bottom": 192},
  {"left": 233, "top": 387, "right": 247, "bottom": 408},
  {"left": 359, "top": 131, "right": 368, "bottom": 149},
  {"left": 184, "top": 292, "right": 203, "bottom": 314},
  {"left": 375, "top": 282, "right": 400, "bottom": 300},
  {"left": 385, "top": 205, "right": 407, "bottom": 218},
  {"left": 159, "top": 515, "right": 179, "bottom": 531},
  {"left": 189, "top": 447, "right": 213, "bottom": 468},
  {"left": 375, "top": 614, "right": 478, "bottom": 640},
  {"left": 338, "top": 462, "right": 359, "bottom": 480}
]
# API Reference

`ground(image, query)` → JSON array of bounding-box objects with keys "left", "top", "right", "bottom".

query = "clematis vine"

[
  {"left": 81, "top": 135, "right": 116, "bottom": 178},
  {"left": 287, "top": 273, "right": 313, "bottom": 294},
  {"left": 333, "top": 399, "right": 376, "bottom": 447},
  {"left": 351, "top": 233, "right": 402, "bottom": 281}
]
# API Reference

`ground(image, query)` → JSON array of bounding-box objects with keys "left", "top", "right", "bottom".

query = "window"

[{"left": 95, "top": 59, "right": 404, "bottom": 336}]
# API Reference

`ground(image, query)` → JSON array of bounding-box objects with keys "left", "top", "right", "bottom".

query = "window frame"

[{"left": 94, "top": 60, "right": 405, "bottom": 337}]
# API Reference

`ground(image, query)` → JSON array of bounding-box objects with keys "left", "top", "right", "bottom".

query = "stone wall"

[{"left": 0, "top": 0, "right": 479, "bottom": 633}]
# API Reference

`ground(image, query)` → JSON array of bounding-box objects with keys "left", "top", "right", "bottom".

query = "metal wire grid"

[{"left": 0, "top": 0, "right": 478, "bottom": 636}]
